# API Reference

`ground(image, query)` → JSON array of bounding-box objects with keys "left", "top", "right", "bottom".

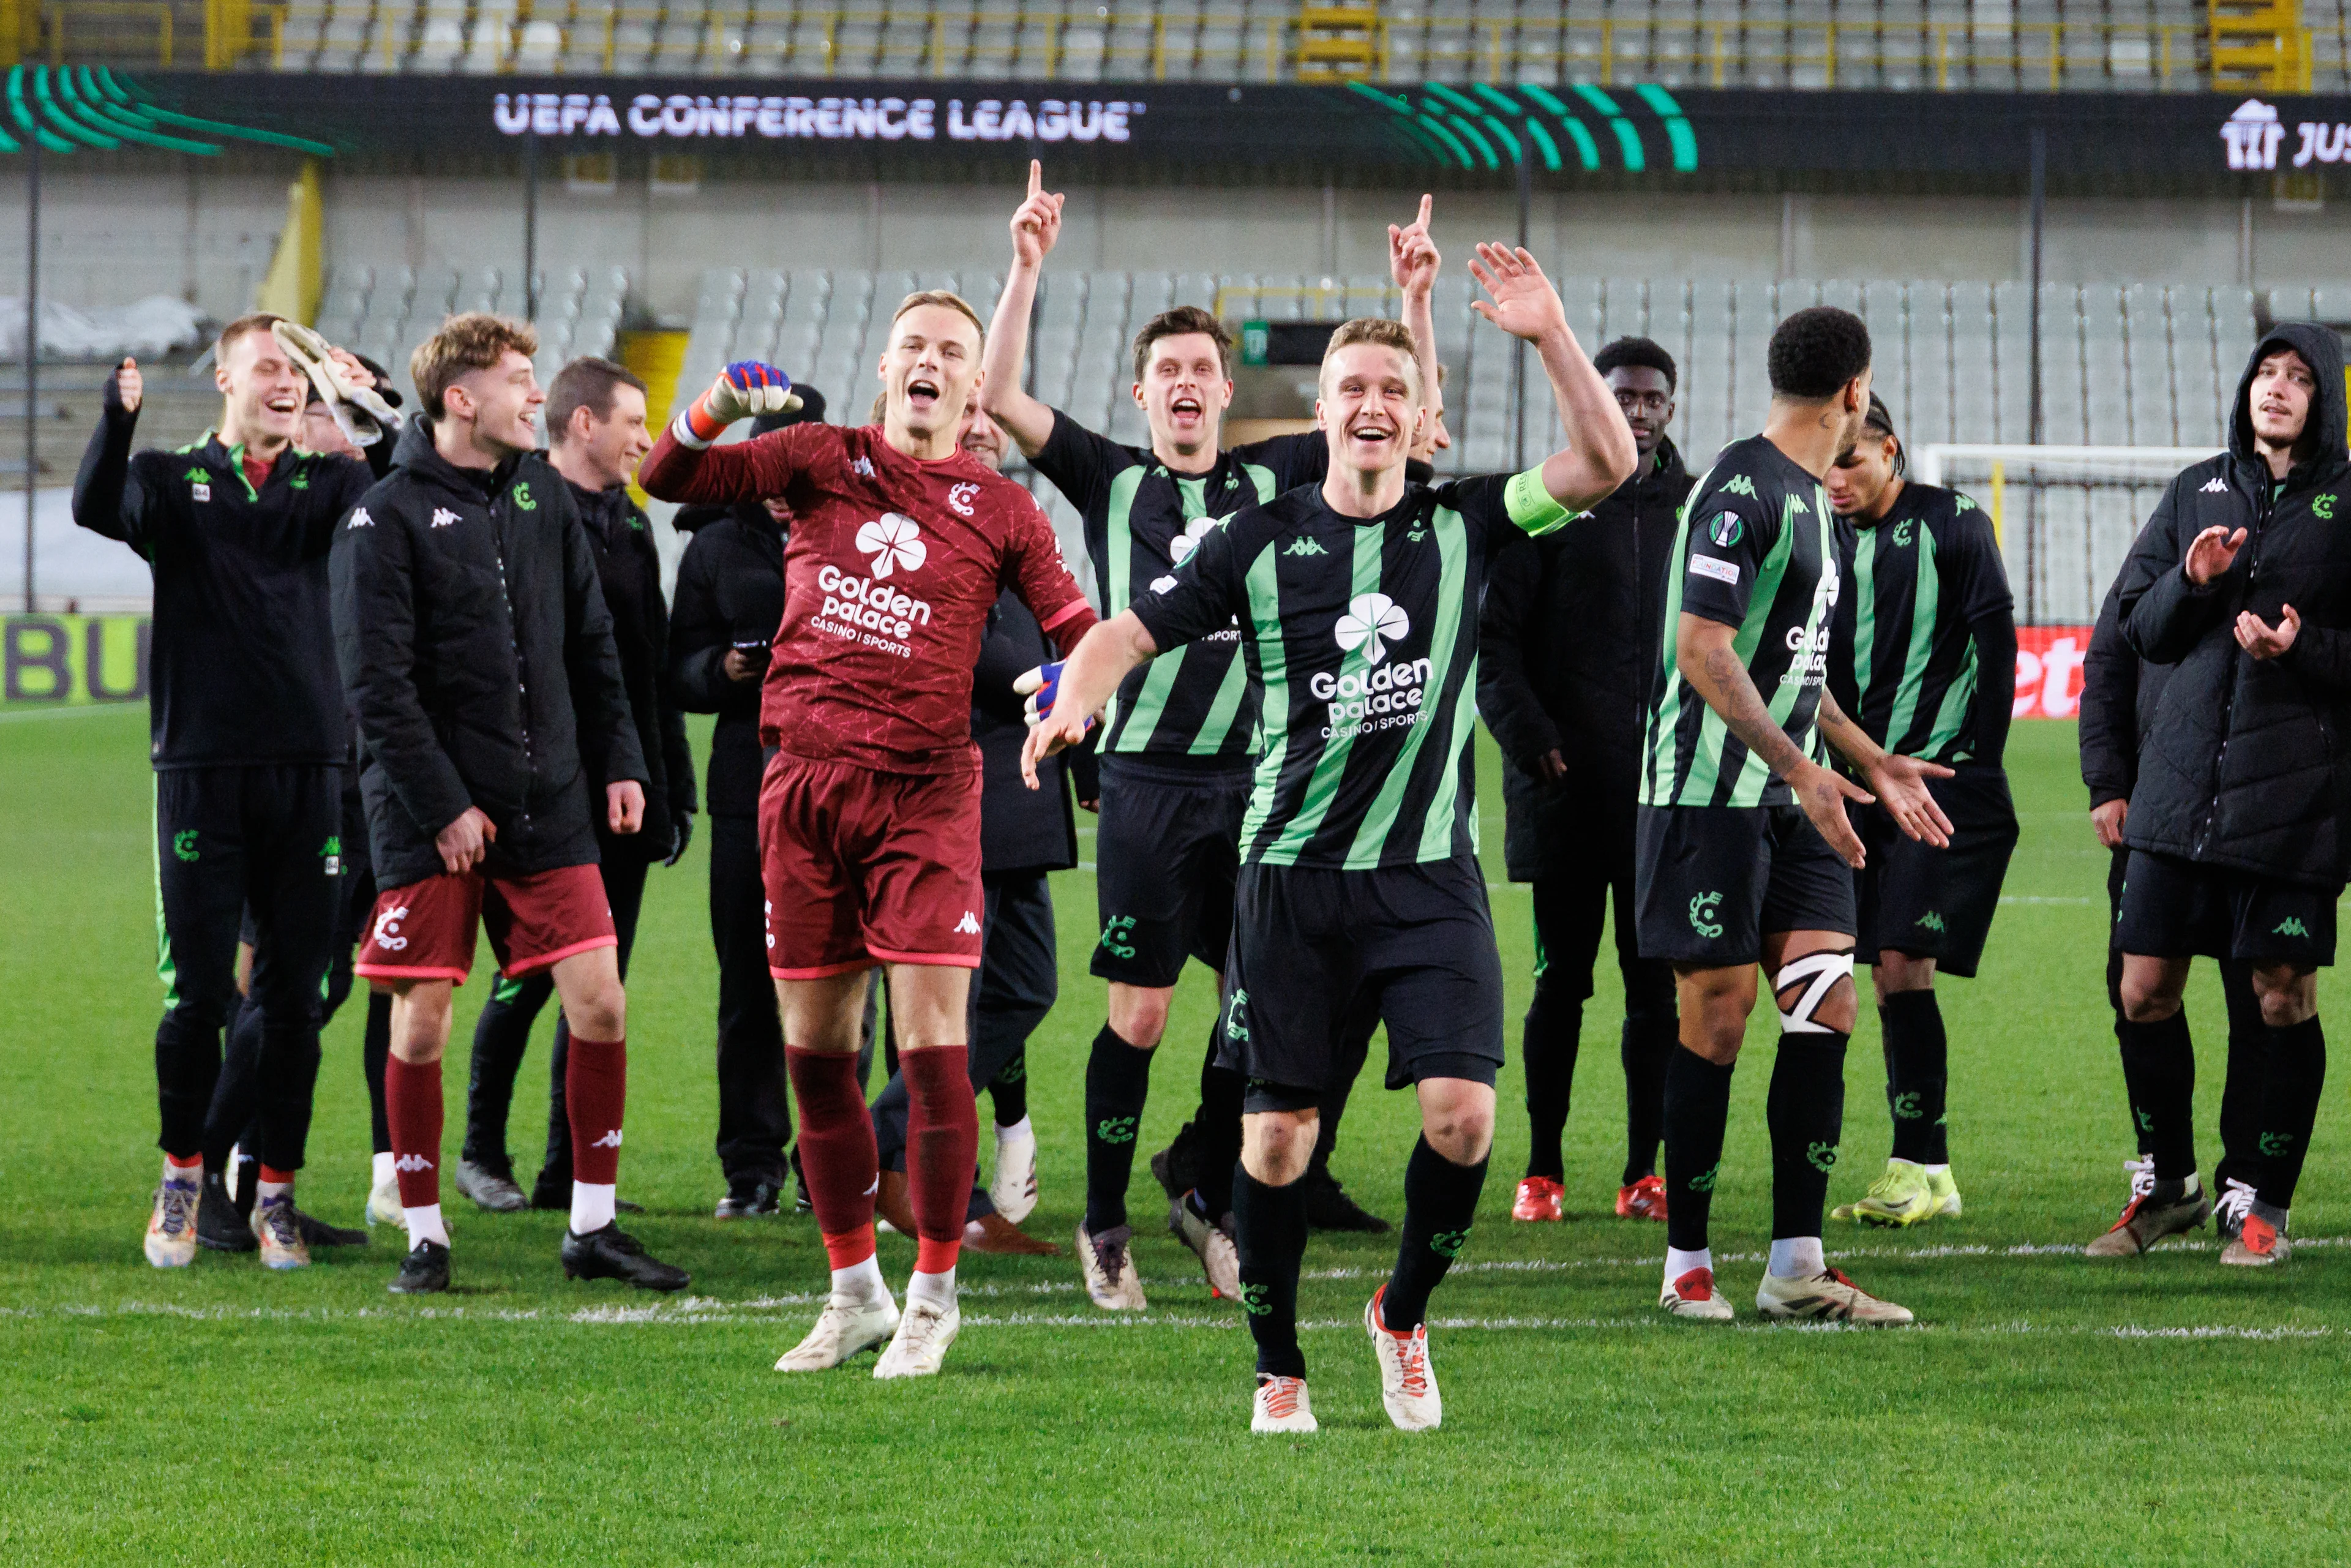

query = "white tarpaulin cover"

[{"left": 0, "top": 295, "right": 208, "bottom": 363}]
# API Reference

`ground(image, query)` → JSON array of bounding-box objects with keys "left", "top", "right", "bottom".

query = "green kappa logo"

[
  {"left": 289, "top": 470, "right": 310, "bottom": 491},
  {"left": 1688, "top": 1162, "right": 1720, "bottom": 1193},
  {"left": 171, "top": 829, "right": 199, "bottom": 863},
  {"left": 1707, "top": 511, "right": 1742, "bottom": 549},
  {"left": 1789, "top": 493, "right": 1810, "bottom": 515},
  {"left": 1406, "top": 525, "right": 1428, "bottom": 542},
  {"left": 321, "top": 834, "right": 341, "bottom": 876},
  {"left": 1429, "top": 1228, "right": 1470, "bottom": 1259},
  {"left": 1283, "top": 536, "right": 1327, "bottom": 557},
  {"left": 1238, "top": 1282, "right": 1272, "bottom": 1317},
  {"left": 1892, "top": 1092, "right": 1923, "bottom": 1120},
  {"left": 998, "top": 1057, "right": 1026, "bottom": 1084},
  {"left": 1224, "top": 990, "right": 1249, "bottom": 1042},
  {"left": 1954, "top": 493, "right": 1978, "bottom": 512},
  {"left": 183, "top": 465, "right": 210, "bottom": 485},
  {"left": 1722, "top": 475, "right": 1757, "bottom": 499},
  {"left": 1095, "top": 1116, "right": 1138, "bottom": 1145},
  {"left": 511, "top": 481, "right": 538, "bottom": 511},
  {"left": 2135, "top": 1107, "right": 2155, "bottom": 1133},
  {"left": 2260, "top": 1131, "right": 2295, "bottom": 1157},
  {"left": 1098, "top": 915, "right": 1138, "bottom": 961},
  {"left": 2315, "top": 493, "right": 2338, "bottom": 520},
  {"left": 1687, "top": 891, "right": 1724, "bottom": 939},
  {"left": 1806, "top": 1141, "right": 1839, "bottom": 1174},
  {"left": 1916, "top": 910, "right": 1946, "bottom": 933},
  {"left": 1892, "top": 520, "right": 1914, "bottom": 547},
  {"left": 2273, "top": 916, "right": 2311, "bottom": 939}
]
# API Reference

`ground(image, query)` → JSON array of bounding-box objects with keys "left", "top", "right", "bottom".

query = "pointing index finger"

[
  {"left": 1028, "top": 158, "right": 1042, "bottom": 197},
  {"left": 1415, "top": 193, "right": 1432, "bottom": 230}
]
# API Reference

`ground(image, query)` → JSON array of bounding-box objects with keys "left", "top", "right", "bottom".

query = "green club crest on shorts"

[
  {"left": 1687, "top": 891, "right": 1724, "bottom": 939},
  {"left": 1225, "top": 991, "right": 1250, "bottom": 1042},
  {"left": 1094, "top": 1116, "right": 1138, "bottom": 1145},
  {"left": 1807, "top": 1141, "right": 1838, "bottom": 1173},
  {"left": 1892, "top": 1092, "right": 1922, "bottom": 1120},
  {"left": 172, "top": 830, "right": 200, "bottom": 862},
  {"left": 1098, "top": 915, "right": 1138, "bottom": 961}
]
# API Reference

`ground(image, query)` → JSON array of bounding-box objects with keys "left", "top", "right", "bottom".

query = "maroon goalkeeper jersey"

[{"left": 640, "top": 421, "right": 1095, "bottom": 775}]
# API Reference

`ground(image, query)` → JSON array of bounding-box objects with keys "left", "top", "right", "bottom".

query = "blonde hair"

[
  {"left": 1318, "top": 317, "right": 1422, "bottom": 401},
  {"left": 888, "top": 289, "right": 986, "bottom": 345},
  {"left": 410, "top": 312, "right": 541, "bottom": 421}
]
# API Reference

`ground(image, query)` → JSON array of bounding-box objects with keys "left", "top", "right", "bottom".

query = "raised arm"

[
  {"left": 981, "top": 159, "right": 1063, "bottom": 458},
  {"left": 1390, "top": 194, "right": 1445, "bottom": 437},
  {"left": 72, "top": 358, "right": 153, "bottom": 549},
  {"left": 1020, "top": 610, "right": 1160, "bottom": 787},
  {"left": 638, "top": 364, "right": 803, "bottom": 503},
  {"left": 1468, "top": 244, "right": 1636, "bottom": 513}
]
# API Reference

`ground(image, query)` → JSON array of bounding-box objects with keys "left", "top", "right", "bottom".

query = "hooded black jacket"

[
  {"left": 667, "top": 500, "right": 787, "bottom": 819},
  {"left": 2114, "top": 320, "right": 2351, "bottom": 887},
  {"left": 2080, "top": 576, "right": 2173, "bottom": 809},
  {"left": 973, "top": 588, "right": 1078, "bottom": 877},
  {"left": 331, "top": 420, "right": 647, "bottom": 888},
  {"left": 569, "top": 476, "right": 696, "bottom": 863},
  {"left": 1479, "top": 436, "right": 1692, "bottom": 880}
]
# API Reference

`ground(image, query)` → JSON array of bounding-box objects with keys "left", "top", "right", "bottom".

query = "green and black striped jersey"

[
  {"left": 1131, "top": 468, "right": 1577, "bottom": 869},
  {"left": 1641, "top": 434, "right": 1841, "bottom": 810},
  {"left": 1828, "top": 482, "right": 2014, "bottom": 767},
  {"left": 1031, "top": 410, "right": 1330, "bottom": 765}
]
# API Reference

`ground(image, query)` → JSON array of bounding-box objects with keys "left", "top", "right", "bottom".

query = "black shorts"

[
  {"left": 2114, "top": 849, "right": 2340, "bottom": 967},
  {"left": 1635, "top": 803, "right": 1856, "bottom": 967},
  {"left": 1850, "top": 765, "right": 2019, "bottom": 978},
  {"left": 1215, "top": 856, "right": 1504, "bottom": 1112},
  {"left": 239, "top": 779, "right": 373, "bottom": 950},
  {"left": 1090, "top": 757, "right": 1249, "bottom": 988}
]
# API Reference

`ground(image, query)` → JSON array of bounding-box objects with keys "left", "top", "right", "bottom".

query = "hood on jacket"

[{"left": 2229, "top": 320, "right": 2349, "bottom": 467}]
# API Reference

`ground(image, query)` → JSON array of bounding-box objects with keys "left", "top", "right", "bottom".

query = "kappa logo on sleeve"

[{"left": 347, "top": 508, "right": 373, "bottom": 529}]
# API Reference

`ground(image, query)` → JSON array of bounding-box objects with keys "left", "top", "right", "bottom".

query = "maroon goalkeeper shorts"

[
  {"left": 354, "top": 863, "right": 616, "bottom": 983},
  {"left": 759, "top": 753, "right": 984, "bottom": 979}
]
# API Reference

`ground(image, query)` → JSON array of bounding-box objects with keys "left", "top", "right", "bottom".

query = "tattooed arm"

[{"left": 1676, "top": 613, "right": 1874, "bottom": 868}]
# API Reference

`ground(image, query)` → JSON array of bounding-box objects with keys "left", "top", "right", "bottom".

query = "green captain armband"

[{"left": 1503, "top": 466, "right": 1577, "bottom": 536}]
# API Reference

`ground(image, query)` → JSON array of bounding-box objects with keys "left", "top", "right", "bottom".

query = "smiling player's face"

[
  {"left": 216, "top": 329, "right": 308, "bottom": 447},
  {"left": 1134, "top": 331, "right": 1232, "bottom": 459},
  {"left": 880, "top": 304, "right": 981, "bottom": 443},
  {"left": 1316, "top": 343, "right": 1423, "bottom": 483}
]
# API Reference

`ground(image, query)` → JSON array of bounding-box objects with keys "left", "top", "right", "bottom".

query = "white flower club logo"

[
  {"left": 371, "top": 904, "right": 410, "bottom": 952},
  {"left": 1335, "top": 592, "right": 1410, "bottom": 665},
  {"left": 2222, "top": 98, "right": 2284, "bottom": 171},
  {"left": 947, "top": 482, "right": 980, "bottom": 517},
  {"left": 855, "top": 513, "right": 927, "bottom": 578},
  {"left": 430, "top": 508, "right": 461, "bottom": 529},
  {"left": 1169, "top": 514, "right": 1227, "bottom": 565},
  {"left": 1150, "top": 574, "right": 1179, "bottom": 594}
]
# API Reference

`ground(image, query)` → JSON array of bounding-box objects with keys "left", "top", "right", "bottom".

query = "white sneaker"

[
  {"left": 144, "top": 1177, "right": 201, "bottom": 1268},
  {"left": 989, "top": 1119, "right": 1038, "bottom": 1224},
  {"left": 1364, "top": 1288, "right": 1441, "bottom": 1431},
  {"left": 367, "top": 1172, "right": 405, "bottom": 1230},
  {"left": 775, "top": 1292, "right": 900, "bottom": 1372},
  {"left": 1251, "top": 1375, "right": 1318, "bottom": 1434},
  {"left": 1755, "top": 1267, "right": 1914, "bottom": 1325},
  {"left": 1076, "top": 1221, "right": 1147, "bottom": 1310},
  {"left": 1660, "top": 1264, "right": 1735, "bottom": 1321},
  {"left": 252, "top": 1193, "right": 311, "bottom": 1270},
  {"left": 872, "top": 1297, "right": 960, "bottom": 1379},
  {"left": 1173, "top": 1193, "right": 1241, "bottom": 1300}
]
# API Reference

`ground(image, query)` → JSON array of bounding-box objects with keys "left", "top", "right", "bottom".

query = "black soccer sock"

[
  {"left": 1232, "top": 1165, "right": 1309, "bottom": 1379},
  {"left": 463, "top": 976, "right": 548, "bottom": 1172},
  {"left": 364, "top": 989, "right": 392, "bottom": 1157},
  {"left": 1879, "top": 990, "right": 1948, "bottom": 1165},
  {"left": 2216, "top": 959, "right": 2266, "bottom": 1193},
  {"left": 1621, "top": 1012, "right": 1674, "bottom": 1185},
  {"left": 2253, "top": 1016, "right": 2327, "bottom": 1212},
  {"left": 1519, "top": 985, "right": 1580, "bottom": 1183},
  {"left": 2106, "top": 946, "right": 2149, "bottom": 1158},
  {"left": 988, "top": 1049, "right": 1029, "bottom": 1128},
  {"left": 1083, "top": 1024, "right": 1155, "bottom": 1233},
  {"left": 1193, "top": 1023, "right": 1246, "bottom": 1221},
  {"left": 2116, "top": 1012, "right": 2198, "bottom": 1182},
  {"left": 1662, "top": 1045, "right": 1736, "bottom": 1253},
  {"left": 1767, "top": 1030, "right": 1850, "bottom": 1241},
  {"left": 201, "top": 996, "right": 265, "bottom": 1171},
  {"left": 1382, "top": 1136, "right": 1490, "bottom": 1332},
  {"left": 252, "top": 1015, "right": 323, "bottom": 1174}
]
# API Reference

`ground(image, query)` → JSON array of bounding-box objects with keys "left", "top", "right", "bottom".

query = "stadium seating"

[
  {"left": 249, "top": 0, "right": 2317, "bottom": 89},
  {"left": 312, "top": 262, "right": 629, "bottom": 404}
]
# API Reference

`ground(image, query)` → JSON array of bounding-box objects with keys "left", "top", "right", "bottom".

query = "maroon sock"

[
  {"left": 902, "top": 1046, "right": 978, "bottom": 1266},
  {"left": 787, "top": 1047, "right": 878, "bottom": 1244},
  {"left": 384, "top": 1056, "right": 444, "bottom": 1210},
  {"left": 566, "top": 1035, "right": 628, "bottom": 1187}
]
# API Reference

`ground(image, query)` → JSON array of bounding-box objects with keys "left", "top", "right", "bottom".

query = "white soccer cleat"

[
  {"left": 1077, "top": 1221, "right": 1147, "bottom": 1310},
  {"left": 1251, "top": 1375, "right": 1318, "bottom": 1435},
  {"left": 989, "top": 1119, "right": 1038, "bottom": 1224},
  {"left": 367, "top": 1171, "right": 405, "bottom": 1230},
  {"left": 1364, "top": 1288, "right": 1442, "bottom": 1431},
  {"left": 1756, "top": 1267, "right": 1914, "bottom": 1325},
  {"left": 1659, "top": 1265, "right": 1735, "bottom": 1321},
  {"left": 144, "top": 1177, "right": 200, "bottom": 1269},
  {"left": 775, "top": 1292, "right": 901, "bottom": 1372},
  {"left": 872, "top": 1297, "right": 961, "bottom": 1380},
  {"left": 252, "top": 1193, "right": 311, "bottom": 1271},
  {"left": 1172, "top": 1194, "right": 1241, "bottom": 1300}
]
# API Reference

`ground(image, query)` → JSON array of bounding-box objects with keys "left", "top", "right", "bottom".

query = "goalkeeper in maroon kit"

[{"left": 639, "top": 290, "right": 1096, "bottom": 1378}]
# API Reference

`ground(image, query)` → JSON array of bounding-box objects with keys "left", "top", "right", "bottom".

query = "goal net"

[{"left": 1913, "top": 445, "right": 2218, "bottom": 626}]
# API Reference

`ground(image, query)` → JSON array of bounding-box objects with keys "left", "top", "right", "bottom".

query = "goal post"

[{"left": 1913, "top": 444, "right": 2219, "bottom": 626}]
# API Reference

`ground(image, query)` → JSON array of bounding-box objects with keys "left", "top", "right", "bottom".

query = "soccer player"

[
  {"left": 1478, "top": 334, "right": 1690, "bottom": 1226},
  {"left": 454, "top": 357, "right": 698, "bottom": 1215},
  {"left": 2101, "top": 322, "right": 2351, "bottom": 1267},
  {"left": 335, "top": 313, "right": 685, "bottom": 1296},
  {"left": 1638, "top": 306, "right": 1952, "bottom": 1326},
  {"left": 74, "top": 320, "right": 391, "bottom": 1271},
  {"left": 983, "top": 160, "right": 1442, "bottom": 1308},
  {"left": 1025, "top": 245, "right": 1637, "bottom": 1433},
  {"left": 636, "top": 291, "right": 1098, "bottom": 1379},
  {"left": 1821, "top": 394, "right": 2019, "bottom": 1227}
]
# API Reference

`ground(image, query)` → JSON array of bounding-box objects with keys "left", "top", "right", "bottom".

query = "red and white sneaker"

[
  {"left": 1659, "top": 1265, "right": 1734, "bottom": 1321},
  {"left": 1616, "top": 1174, "right": 1669, "bottom": 1222},
  {"left": 2221, "top": 1209, "right": 2290, "bottom": 1267},
  {"left": 1251, "top": 1375, "right": 1318, "bottom": 1434},
  {"left": 1510, "top": 1176, "right": 1564, "bottom": 1222},
  {"left": 1364, "top": 1286, "right": 1442, "bottom": 1431},
  {"left": 1756, "top": 1267, "right": 1914, "bottom": 1324}
]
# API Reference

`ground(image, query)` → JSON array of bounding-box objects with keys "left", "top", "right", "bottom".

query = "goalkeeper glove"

[
  {"left": 678, "top": 361, "right": 802, "bottom": 447},
  {"left": 1013, "top": 662, "right": 1095, "bottom": 733}
]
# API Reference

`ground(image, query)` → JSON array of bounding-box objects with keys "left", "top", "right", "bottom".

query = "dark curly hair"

[
  {"left": 1592, "top": 335, "right": 1678, "bottom": 392},
  {"left": 1768, "top": 306, "right": 1871, "bottom": 400}
]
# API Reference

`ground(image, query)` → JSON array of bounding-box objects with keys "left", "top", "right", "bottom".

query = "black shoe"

[
  {"left": 789, "top": 1145, "right": 812, "bottom": 1212},
  {"left": 1151, "top": 1120, "right": 1202, "bottom": 1204},
  {"left": 617, "top": 1198, "right": 646, "bottom": 1215},
  {"left": 294, "top": 1208, "right": 369, "bottom": 1248},
  {"left": 714, "top": 1176, "right": 782, "bottom": 1219},
  {"left": 1302, "top": 1166, "right": 1390, "bottom": 1233},
  {"left": 528, "top": 1169, "right": 569, "bottom": 1211},
  {"left": 561, "top": 1223, "right": 690, "bottom": 1291},
  {"left": 389, "top": 1239, "right": 451, "bottom": 1294},
  {"left": 197, "top": 1172, "right": 258, "bottom": 1252}
]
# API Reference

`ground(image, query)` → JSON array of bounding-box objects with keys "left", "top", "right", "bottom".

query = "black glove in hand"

[{"left": 666, "top": 811, "right": 695, "bottom": 868}]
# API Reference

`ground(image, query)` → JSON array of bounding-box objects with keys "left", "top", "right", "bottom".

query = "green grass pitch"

[{"left": 2, "top": 706, "right": 2347, "bottom": 1565}]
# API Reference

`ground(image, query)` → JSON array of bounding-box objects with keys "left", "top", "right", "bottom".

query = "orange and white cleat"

[
  {"left": 1616, "top": 1173, "right": 1669, "bottom": 1223},
  {"left": 1251, "top": 1375, "right": 1319, "bottom": 1434},
  {"left": 2221, "top": 1207, "right": 2290, "bottom": 1267},
  {"left": 1364, "top": 1286, "right": 1442, "bottom": 1431},
  {"left": 1510, "top": 1176, "right": 1564, "bottom": 1222}
]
